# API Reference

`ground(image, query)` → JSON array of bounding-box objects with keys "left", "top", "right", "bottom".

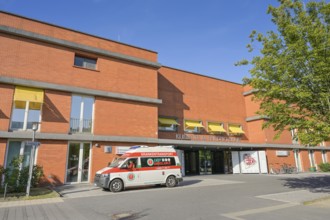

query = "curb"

[{"left": 0, "top": 197, "right": 63, "bottom": 208}]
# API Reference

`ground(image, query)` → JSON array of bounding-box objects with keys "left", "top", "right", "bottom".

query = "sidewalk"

[{"left": 54, "top": 183, "right": 99, "bottom": 197}]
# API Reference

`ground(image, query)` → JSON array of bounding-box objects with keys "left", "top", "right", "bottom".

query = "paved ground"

[{"left": 0, "top": 173, "right": 329, "bottom": 220}]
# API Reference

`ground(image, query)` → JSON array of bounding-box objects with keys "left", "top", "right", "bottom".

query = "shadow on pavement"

[
  {"left": 281, "top": 175, "right": 330, "bottom": 193},
  {"left": 179, "top": 179, "right": 202, "bottom": 186},
  {"left": 54, "top": 183, "right": 99, "bottom": 196}
]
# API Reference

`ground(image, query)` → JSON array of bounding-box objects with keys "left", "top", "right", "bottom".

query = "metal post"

[{"left": 26, "top": 122, "right": 39, "bottom": 197}]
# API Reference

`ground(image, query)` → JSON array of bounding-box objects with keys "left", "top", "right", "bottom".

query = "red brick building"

[{"left": 0, "top": 11, "right": 329, "bottom": 185}]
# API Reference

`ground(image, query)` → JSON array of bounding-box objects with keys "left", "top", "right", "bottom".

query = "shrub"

[
  {"left": 0, "top": 164, "right": 6, "bottom": 177},
  {"left": 318, "top": 163, "right": 330, "bottom": 172},
  {"left": 0, "top": 156, "right": 44, "bottom": 193}
]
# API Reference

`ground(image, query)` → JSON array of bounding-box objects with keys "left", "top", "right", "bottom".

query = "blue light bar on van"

[{"left": 130, "top": 145, "right": 141, "bottom": 149}]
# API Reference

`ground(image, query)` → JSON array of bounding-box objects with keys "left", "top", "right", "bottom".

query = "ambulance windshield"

[{"left": 108, "top": 157, "right": 126, "bottom": 168}]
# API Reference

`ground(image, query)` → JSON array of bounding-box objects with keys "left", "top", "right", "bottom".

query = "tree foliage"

[{"left": 239, "top": 0, "right": 330, "bottom": 146}]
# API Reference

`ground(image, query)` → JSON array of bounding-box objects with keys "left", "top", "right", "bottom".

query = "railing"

[
  {"left": 70, "top": 118, "right": 92, "bottom": 133},
  {"left": 10, "top": 121, "right": 24, "bottom": 130},
  {"left": 269, "top": 163, "right": 298, "bottom": 174}
]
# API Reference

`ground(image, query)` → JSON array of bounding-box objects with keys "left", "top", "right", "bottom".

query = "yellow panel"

[
  {"left": 229, "top": 125, "right": 245, "bottom": 134},
  {"left": 14, "top": 100, "right": 26, "bottom": 109},
  {"left": 158, "top": 118, "right": 179, "bottom": 125},
  {"left": 208, "top": 123, "right": 226, "bottom": 132},
  {"left": 14, "top": 86, "right": 44, "bottom": 103},
  {"left": 185, "top": 121, "right": 204, "bottom": 128}
]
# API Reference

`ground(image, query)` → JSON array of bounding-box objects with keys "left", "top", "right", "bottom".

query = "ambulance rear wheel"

[
  {"left": 110, "top": 179, "right": 123, "bottom": 192},
  {"left": 166, "top": 175, "right": 177, "bottom": 188}
]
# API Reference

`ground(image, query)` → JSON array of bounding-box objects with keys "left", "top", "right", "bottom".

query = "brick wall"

[
  {"left": 0, "top": 84, "right": 14, "bottom": 131},
  {"left": 0, "top": 12, "right": 157, "bottom": 62},
  {"left": 0, "top": 33, "right": 158, "bottom": 99},
  {"left": 266, "top": 149, "right": 296, "bottom": 171},
  {"left": 158, "top": 67, "right": 248, "bottom": 141},
  {"left": 0, "top": 139, "right": 7, "bottom": 165},
  {"left": 41, "top": 90, "right": 71, "bottom": 133},
  {"left": 314, "top": 151, "right": 323, "bottom": 170},
  {"left": 94, "top": 97, "right": 158, "bottom": 137},
  {"left": 243, "top": 87, "right": 295, "bottom": 145},
  {"left": 300, "top": 150, "right": 310, "bottom": 172},
  {"left": 36, "top": 140, "right": 68, "bottom": 185}
]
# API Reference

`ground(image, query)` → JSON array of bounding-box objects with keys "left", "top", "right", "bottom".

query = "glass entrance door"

[
  {"left": 66, "top": 142, "right": 91, "bottom": 183},
  {"left": 199, "top": 150, "right": 212, "bottom": 174}
]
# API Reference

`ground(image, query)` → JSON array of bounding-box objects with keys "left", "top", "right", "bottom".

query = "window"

[
  {"left": 141, "top": 157, "right": 176, "bottom": 167},
  {"left": 322, "top": 151, "right": 327, "bottom": 163},
  {"left": 11, "top": 87, "right": 43, "bottom": 131},
  {"left": 309, "top": 150, "right": 315, "bottom": 167},
  {"left": 158, "top": 117, "right": 179, "bottom": 132},
  {"left": 207, "top": 122, "right": 226, "bottom": 134},
  {"left": 70, "top": 95, "right": 94, "bottom": 133},
  {"left": 184, "top": 120, "right": 204, "bottom": 133},
  {"left": 5, "top": 141, "right": 34, "bottom": 170},
  {"left": 74, "top": 55, "right": 97, "bottom": 70},
  {"left": 290, "top": 129, "right": 299, "bottom": 144},
  {"left": 228, "top": 124, "right": 245, "bottom": 135}
]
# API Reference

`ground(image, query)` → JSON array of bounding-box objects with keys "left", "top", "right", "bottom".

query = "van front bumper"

[{"left": 94, "top": 174, "right": 110, "bottom": 188}]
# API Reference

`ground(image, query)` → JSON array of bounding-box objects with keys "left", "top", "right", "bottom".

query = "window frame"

[
  {"left": 4, "top": 140, "right": 38, "bottom": 170},
  {"left": 74, "top": 54, "right": 97, "bottom": 70},
  {"left": 10, "top": 100, "right": 42, "bottom": 131},
  {"left": 158, "top": 117, "right": 178, "bottom": 132},
  {"left": 184, "top": 119, "right": 203, "bottom": 134},
  {"left": 207, "top": 121, "right": 225, "bottom": 134},
  {"left": 69, "top": 94, "right": 95, "bottom": 134},
  {"left": 228, "top": 123, "right": 244, "bottom": 136}
]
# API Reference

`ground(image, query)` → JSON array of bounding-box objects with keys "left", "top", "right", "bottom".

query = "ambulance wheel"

[
  {"left": 166, "top": 175, "right": 177, "bottom": 188},
  {"left": 109, "top": 179, "right": 123, "bottom": 192}
]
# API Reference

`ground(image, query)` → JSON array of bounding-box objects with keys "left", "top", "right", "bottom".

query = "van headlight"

[{"left": 101, "top": 174, "right": 110, "bottom": 178}]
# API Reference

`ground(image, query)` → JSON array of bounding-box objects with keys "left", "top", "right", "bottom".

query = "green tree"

[{"left": 238, "top": 0, "right": 330, "bottom": 146}]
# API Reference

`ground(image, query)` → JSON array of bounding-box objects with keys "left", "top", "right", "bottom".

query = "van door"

[
  {"left": 120, "top": 158, "right": 141, "bottom": 187},
  {"left": 139, "top": 157, "right": 162, "bottom": 184}
]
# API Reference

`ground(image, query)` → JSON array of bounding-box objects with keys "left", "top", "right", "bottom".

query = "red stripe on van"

[
  {"left": 101, "top": 166, "right": 181, "bottom": 174},
  {"left": 123, "top": 152, "right": 177, "bottom": 157}
]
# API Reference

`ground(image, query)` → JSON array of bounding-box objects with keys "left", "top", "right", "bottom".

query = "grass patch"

[
  {"left": 0, "top": 187, "right": 60, "bottom": 202},
  {"left": 303, "top": 196, "right": 330, "bottom": 205}
]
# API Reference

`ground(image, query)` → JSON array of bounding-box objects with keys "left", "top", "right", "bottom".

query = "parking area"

[{"left": 1, "top": 173, "right": 330, "bottom": 220}]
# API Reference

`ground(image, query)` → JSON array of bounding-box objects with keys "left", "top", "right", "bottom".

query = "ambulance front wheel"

[
  {"left": 166, "top": 175, "right": 177, "bottom": 188},
  {"left": 109, "top": 179, "right": 123, "bottom": 192}
]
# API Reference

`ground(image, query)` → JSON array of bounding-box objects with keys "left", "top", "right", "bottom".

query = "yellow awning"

[
  {"left": 185, "top": 121, "right": 204, "bottom": 128},
  {"left": 208, "top": 123, "right": 226, "bottom": 132},
  {"left": 14, "top": 86, "right": 44, "bottom": 110},
  {"left": 158, "top": 118, "right": 179, "bottom": 125},
  {"left": 229, "top": 125, "right": 245, "bottom": 134}
]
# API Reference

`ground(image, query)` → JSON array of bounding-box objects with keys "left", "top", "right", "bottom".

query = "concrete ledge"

[
  {"left": 243, "top": 89, "right": 259, "bottom": 96},
  {"left": 0, "top": 25, "right": 162, "bottom": 69},
  {"left": 246, "top": 115, "right": 270, "bottom": 122},
  {"left": 1, "top": 131, "right": 328, "bottom": 150},
  {"left": 0, "top": 76, "right": 162, "bottom": 105}
]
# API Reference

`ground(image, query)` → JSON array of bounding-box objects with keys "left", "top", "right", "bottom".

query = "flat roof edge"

[
  {"left": 0, "top": 10, "right": 158, "bottom": 54},
  {"left": 161, "top": 66, "right": 242, "bottom": 86}
]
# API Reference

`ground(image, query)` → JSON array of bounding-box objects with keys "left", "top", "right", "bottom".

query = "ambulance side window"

[
  {"left": 141, "top": 157, "right": 176, "bottom": 167},
  {"left": 122, "top": 158, "right": 137, "bottom": 169}
]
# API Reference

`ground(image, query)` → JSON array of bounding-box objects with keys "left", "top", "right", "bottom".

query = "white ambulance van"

[{"left": 94, "top": 146, "right": 183, "bottom": 192}]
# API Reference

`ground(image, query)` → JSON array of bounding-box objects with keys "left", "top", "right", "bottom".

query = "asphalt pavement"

[{"left": 0, "top": 173, "right": 329, "bottom": 220}]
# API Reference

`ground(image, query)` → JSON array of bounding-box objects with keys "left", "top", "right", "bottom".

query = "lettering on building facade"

[{"left": 175, "top": 134, "right": 241, "bottom": 142}]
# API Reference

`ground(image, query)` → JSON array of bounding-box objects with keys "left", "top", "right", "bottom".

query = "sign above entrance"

[
  {"left": 25, "top": 141, "right": 40, "bottom": 146},
  {"left": 175, "top": 134, "right": 241, "bottom": 142},
  {"left": 116, "top": 146, "right": 131, "bottom": 155}
]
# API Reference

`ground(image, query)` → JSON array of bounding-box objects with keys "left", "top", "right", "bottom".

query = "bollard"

[{"left": 4, "top": 183, "right": 7, "bottom": 199}]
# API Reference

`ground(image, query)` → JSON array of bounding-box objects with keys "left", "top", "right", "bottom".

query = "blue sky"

[{"left": 1, "top": 0, "right": 284, "bottom": 84}]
